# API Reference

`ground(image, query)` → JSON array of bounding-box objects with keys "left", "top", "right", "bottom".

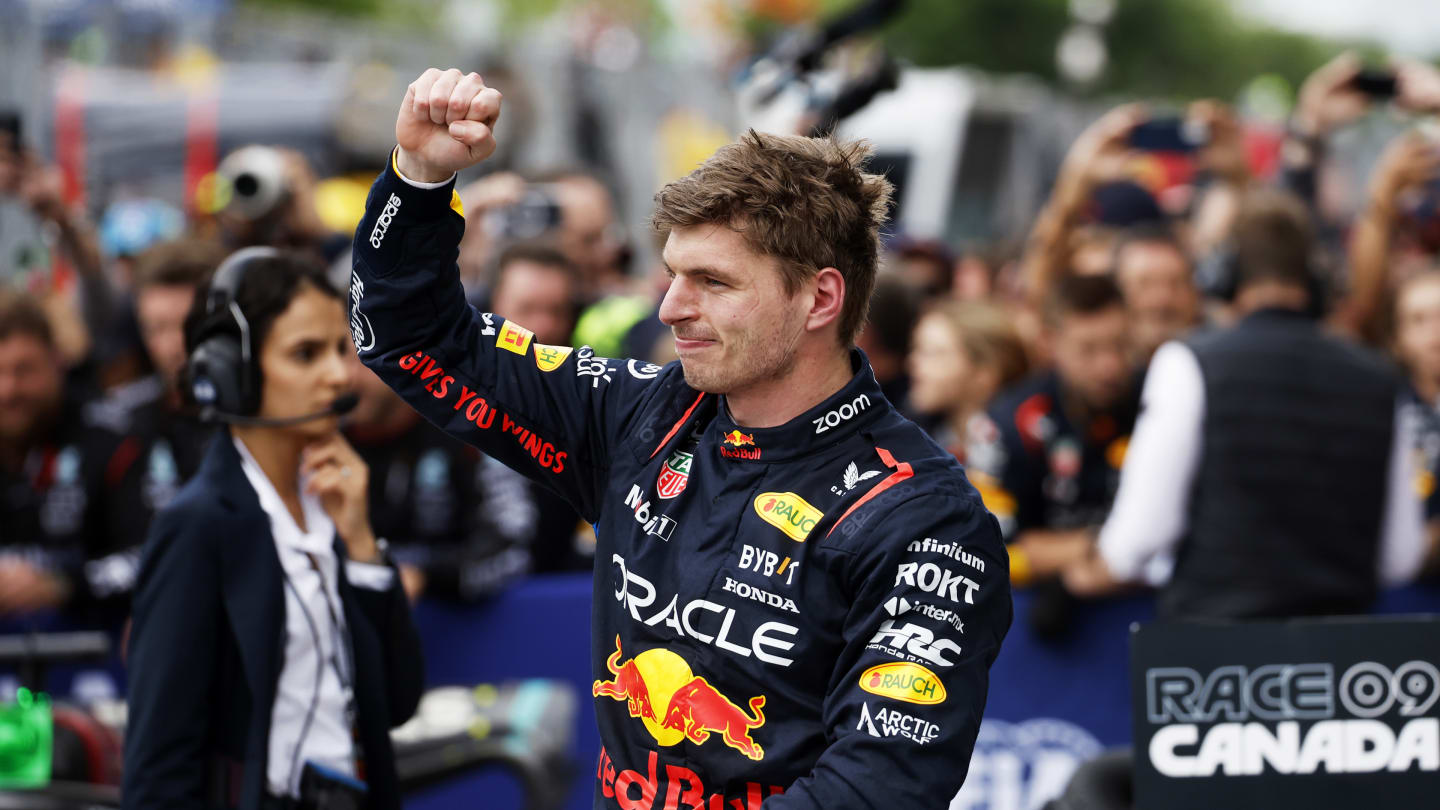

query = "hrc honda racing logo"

[{"left": 1144, "top": 660, "right": 1440, "bottom": 776}]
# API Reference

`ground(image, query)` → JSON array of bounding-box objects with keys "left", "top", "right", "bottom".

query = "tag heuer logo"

[{"left": 657, "top": 450, "right": 693, "bottom": 499}]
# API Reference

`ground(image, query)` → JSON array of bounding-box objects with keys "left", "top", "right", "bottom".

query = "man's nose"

[{"left": 658, "top": 277, "right": 694, "bottom": 326}]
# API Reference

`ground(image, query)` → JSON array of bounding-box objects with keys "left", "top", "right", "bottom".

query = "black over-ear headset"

[
  {"left": 188, "top": 246, "right": 277, "bottom": 419},
  {"left": 188, "top": 246, "right": 357, "bottom": 425}
]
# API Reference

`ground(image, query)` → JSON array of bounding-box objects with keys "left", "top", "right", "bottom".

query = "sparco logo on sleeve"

[{"left": 369, "top": 193, "right": 401, "bottom": 248}]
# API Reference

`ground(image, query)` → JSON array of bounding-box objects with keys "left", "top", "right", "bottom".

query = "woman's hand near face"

[{"left": 301, "top": 434, "right": 379, "bottom": 563}]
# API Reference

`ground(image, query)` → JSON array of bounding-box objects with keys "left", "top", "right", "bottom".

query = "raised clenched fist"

[{"left": 394, "top": 68, "right": 502, "bottom": 183}]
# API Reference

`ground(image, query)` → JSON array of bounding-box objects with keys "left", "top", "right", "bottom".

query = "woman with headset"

[{"left": 122, "top": 248, "right": 423, "bottom": 810}]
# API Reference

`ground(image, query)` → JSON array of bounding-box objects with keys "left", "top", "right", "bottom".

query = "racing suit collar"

[{"left": 712, "top": 348, "right": 886, "bottom": 463}]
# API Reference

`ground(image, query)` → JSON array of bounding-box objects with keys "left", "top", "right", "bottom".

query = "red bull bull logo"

[
  {"left": 720, "top": 431, "right": 761, "bottom": 460},
  {"left": 593, "top": 636, "right": 767, "bottom": 761},
  {"left": 723, "top": 430, "right": 755, "bottom": 447}
]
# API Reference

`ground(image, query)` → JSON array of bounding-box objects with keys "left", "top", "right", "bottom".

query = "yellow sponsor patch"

[
  {"left": 534, "top": 343, "right": 574, "bottom": 372},
  {"left": 859, "top": 662, "right": 947, "bottom": 705},
  {"left": 496, "top": 321, "right": 534, "bottom": 356},
  {"left": 753, "top": 491, "right": 823, "bottom": 542}
]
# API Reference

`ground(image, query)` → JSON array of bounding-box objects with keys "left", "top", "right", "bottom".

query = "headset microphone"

[{"left": 201, "top": 393, "right": 359, "bottom": 427}]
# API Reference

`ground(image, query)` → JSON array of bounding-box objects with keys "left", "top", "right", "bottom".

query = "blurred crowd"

[{"left": 4, "top": 49, "right": 1440, "bottom": 641}]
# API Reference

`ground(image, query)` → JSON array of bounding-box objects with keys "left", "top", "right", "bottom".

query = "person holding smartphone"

[{"left": 122, "top": 248, "right": 423, "bottom": 810}]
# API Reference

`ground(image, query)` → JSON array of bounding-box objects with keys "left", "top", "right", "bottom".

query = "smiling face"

[
  {"left": 253, "top": 284, "right": 352, "bottom": 440},
  {"left": 658, "top": 223, "right": 811, "bottom": 396}
]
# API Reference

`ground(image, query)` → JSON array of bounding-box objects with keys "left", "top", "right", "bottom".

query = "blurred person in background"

[
  {"left": 1341, "top": 129, "right": 1440, "bottom": 343},
  {"left": 888, "top": 236, "right": 953, "bottom": 299},
  {"left": 1, "top": 137, "right": 118, "bottom": 390},
  {"left": 545, "top": 169, "right": 629, "bottom": 302},
  {"left": 77, "top": 239, "right": 227, "bottom": 609},
  {"left": 1392, "top": 270, "right": 1440, "bottom": 575},
  {"left": 907, "top": 300, "right": 1028, "bottom": 462},
  {"left": 98, "top": 238, "right": 227, "bottom": 478},
  {"left": 1021, "top": 104, "right": 1167, "bottom": 300},
  {"left": 856, "top": 274, "right": 919, "bottom": 410},
  {"left": 966, "top": 274, "right": 1136, "bottom": 585},
  {"left": 486, "top": 242, "right": 582, "bottom": 347},
  {"left": 124, "top": 249, "right": 421, "bottom": 810},
  {"left": 0, "top": 289, "right": 148, "bottom": 621},
  {"left": 213, "top": 145, "right": 351, "bottom": 265},
  {"left": 1111, "top": 223, "right": 1201, "bottom": 363},
  {"left": 1280, "top": 53, "right": 1440, "bottom": 218},
  {"left": 1064, "top": 189, "right": 1427, "bottom": 618}
]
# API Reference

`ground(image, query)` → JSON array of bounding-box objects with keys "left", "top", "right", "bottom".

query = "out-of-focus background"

[{"left": 4, "top": 0, "right": 1440, "bottom": 808}]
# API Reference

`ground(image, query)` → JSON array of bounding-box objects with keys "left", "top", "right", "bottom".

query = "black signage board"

[{"left": 1130, "top": 616, "right": 1440, "bottom": 809}]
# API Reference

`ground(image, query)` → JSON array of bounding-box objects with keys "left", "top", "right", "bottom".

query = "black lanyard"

[{"left": 303, "top": 552, "right": 363, "bottom": 775}]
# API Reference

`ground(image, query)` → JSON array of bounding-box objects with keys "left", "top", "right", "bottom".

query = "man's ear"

[{"left": 806, "top": 267, "right": 846, "bottom": 335}]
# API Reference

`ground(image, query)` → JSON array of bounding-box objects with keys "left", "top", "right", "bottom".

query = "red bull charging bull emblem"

[
  {"left": 722, "top": 431, "right": 755, "bottom": 447},
  {"left": 593, "top": 636, "right": 767, "bottom": 761}
]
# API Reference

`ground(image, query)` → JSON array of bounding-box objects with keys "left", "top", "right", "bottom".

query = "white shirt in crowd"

[
  {"left": 1098, "top": 341, "right": 1428, "bottom": 588},
  {"left": 233, "top": 437, "right": 394, "bottom": 798}
]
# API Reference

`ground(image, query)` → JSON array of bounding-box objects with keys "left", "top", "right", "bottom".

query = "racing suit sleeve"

[
  {"left": 772, "top": 492, "right": 1011, "bottom": 809},
  {"left": 350, "top": 154, "right": 660, "bottom": 523}
]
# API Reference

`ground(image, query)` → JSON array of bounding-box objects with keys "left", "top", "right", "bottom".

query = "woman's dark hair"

[{"left": 182, "top": 251, "right": 341, "bottom": 363}]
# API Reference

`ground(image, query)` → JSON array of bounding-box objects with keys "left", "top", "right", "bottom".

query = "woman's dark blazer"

[{"left": 121, "top": 434, "right": 424, "bottom": 810}]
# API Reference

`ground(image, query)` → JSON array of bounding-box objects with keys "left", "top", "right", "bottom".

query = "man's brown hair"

[
  {"left": 1232, "top": 188, "right": 1313, "bottom": 292},
  {"left": 1044, "top": 273, "right": 1126, "bottom": 327},
  {"left": 926, "top": 301, "right": 1030, "bottom": 391},
  {"left": 0, "top": 286, "right": 55, "bottom": 348},
  {"left": 650, "top": 129, "right": 894, "bottom": 345},
  {"left": 133, "top": 238, "right": 227, "bottom": 290}
]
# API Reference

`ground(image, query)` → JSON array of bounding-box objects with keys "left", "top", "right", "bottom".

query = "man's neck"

[
  {"left": 232, "top": 426, "right": 308, "bottom": 523},
  {"left": 1234, "top": 281, "right": 1309, "bottom": 316},
  {"left": 725, "top": 346, "right": 855, "bottom": 429}
]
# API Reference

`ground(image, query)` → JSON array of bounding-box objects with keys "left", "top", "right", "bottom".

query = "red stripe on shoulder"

[
  {"left": 825, "top": 445, "right": 914, "bottom": 540},
  {"left": 650, "top": 392, "right": 706, "bottom": 460}
]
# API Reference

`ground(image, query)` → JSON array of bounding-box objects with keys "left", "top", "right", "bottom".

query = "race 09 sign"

[{"left": 1131, "top": 618, "right": 1440, "bottom": 809}]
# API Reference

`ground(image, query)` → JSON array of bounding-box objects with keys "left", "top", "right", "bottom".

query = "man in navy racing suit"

[{"left": 351, "top": 67, "right": 1011, "bottom": 809}]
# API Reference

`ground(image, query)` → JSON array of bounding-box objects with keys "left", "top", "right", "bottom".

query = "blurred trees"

[{"left": 881, "top": 0, "right": 1375, "bottom": 99}]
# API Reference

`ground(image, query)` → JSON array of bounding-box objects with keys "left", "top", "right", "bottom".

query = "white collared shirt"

[{"left": 232, "top": 437, "right": 393, "bottom": 797}]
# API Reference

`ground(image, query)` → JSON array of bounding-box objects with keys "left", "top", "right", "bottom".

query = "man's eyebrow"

[{"left": 665, "top": 261, "right": 735, "bottom": 280}]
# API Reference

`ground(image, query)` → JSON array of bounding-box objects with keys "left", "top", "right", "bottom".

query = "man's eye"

[{"left": 705, "top": 277, "right": 726, "bottom": 288}]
